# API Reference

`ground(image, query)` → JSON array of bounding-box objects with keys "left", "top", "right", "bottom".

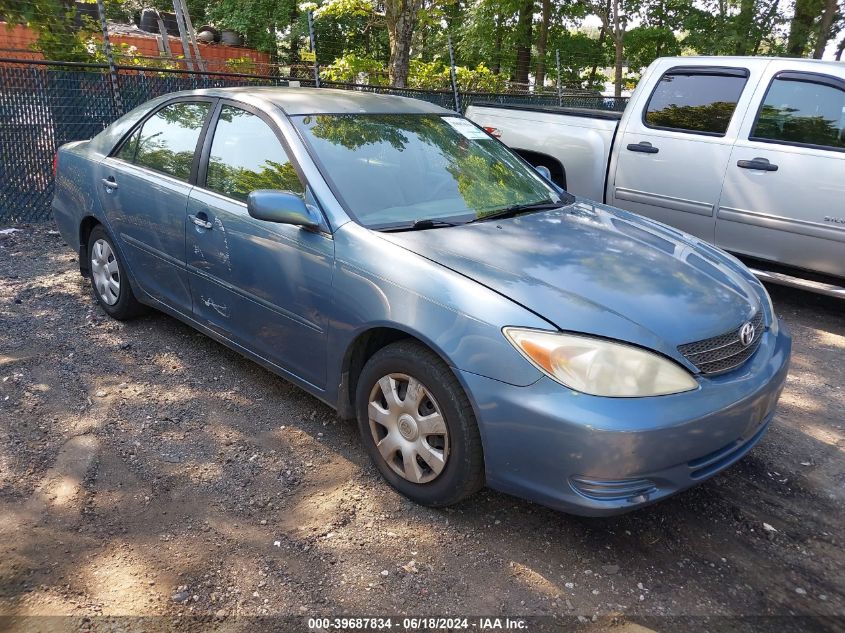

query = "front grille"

[{"left": 678, "top": 311, "right": 765, "bottom": 375}]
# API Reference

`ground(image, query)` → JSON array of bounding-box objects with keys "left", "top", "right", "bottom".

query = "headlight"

[
  {"left": 503, "top": 328, "right": 698, "bottom": 397},
  {"left": 757, "top": 283, "right": 778, "bottom": 335}
]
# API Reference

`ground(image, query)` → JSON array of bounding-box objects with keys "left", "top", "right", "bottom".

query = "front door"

[
  {"left": 186, "top": 103, "right": 334, "bottom": 388},
  {"left": 96, "top": 99, "right": 213, "bottom": 314},
  {"left": 609, "top": 66, "right": 752, "bottom": 242},
  {"left": 716, "top": 65, "right": 845, "bottom": 279}
]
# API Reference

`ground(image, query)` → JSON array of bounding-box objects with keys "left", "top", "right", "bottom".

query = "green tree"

[
  {"left": 205, "top": 0, "right": 300, "bottom": 57},
  {"left": 624, "top": 26, "right": 681, "bottom": 71},
  {"left": 0, "top": 0, "right": 103, "bottom": 62}
]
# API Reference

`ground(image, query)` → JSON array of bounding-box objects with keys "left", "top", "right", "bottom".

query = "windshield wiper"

[
  {"left": 380, "top": 218, "right": 464, "bottom": 232},
  {"left": 469, "top": 199, "right": 563, "bottom": 223}
]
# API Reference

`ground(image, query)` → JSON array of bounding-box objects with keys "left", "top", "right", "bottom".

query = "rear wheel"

[
  {"left": 88, "top": 225, "right": 145, "bottom": 320},
  {"left": 356, "top": 340, "right": 484, "bottom": 506}
]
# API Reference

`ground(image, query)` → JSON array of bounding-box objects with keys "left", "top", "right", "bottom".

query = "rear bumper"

[{"left": 461, "top": 324, "right": 792, "bottom": 516}]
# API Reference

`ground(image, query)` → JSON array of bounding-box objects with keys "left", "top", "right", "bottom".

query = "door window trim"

[
  {"left": 641, "top": 65, "right": 751, "bottom": 138},
  {"left": 108, "top": 95, "right": 218, "bottom": 183},
  {"left": 747, "top": 70, "right": 845, "bottom": 154},
  {"left": 195, "top": 98, "right": 330, "bottom": 231}
]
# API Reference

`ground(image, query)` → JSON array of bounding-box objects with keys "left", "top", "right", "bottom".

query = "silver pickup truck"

[{"left": 466, "top": 56, "right": 845, "bottom": 298}]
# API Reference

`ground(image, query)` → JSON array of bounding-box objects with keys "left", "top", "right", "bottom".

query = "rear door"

[
  {"left": 716, "top": 65, "right": 845, "bottom": 279},
  {"left": 186, "top": 101, "right": 334, "bottom": 388},
  {"left": 97, "top": 98, "right": 214, "bottom": 314},
  {"left": 609, "top": 66, "right": 752, "bottom": 242}
]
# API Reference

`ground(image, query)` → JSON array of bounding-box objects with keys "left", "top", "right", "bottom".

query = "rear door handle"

[
  {"left": 101, "top": 177, "right": 118, "bottom": 190},
  {"left": 189, "top": 213, "right": 213, "bottom": 230},
  {"left": 737, "top": 158, "right": 778, "bottom": 172},
  {"left": 626, "top": 142, "right": 659, "bottom": 154}
]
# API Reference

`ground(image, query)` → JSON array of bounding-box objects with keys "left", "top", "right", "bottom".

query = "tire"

[
  {"left": 356, "top": 340, "right": 485, "bottom": 506},
  {"left": 87, "top": 225, "right": 145, "bottom": 320}
]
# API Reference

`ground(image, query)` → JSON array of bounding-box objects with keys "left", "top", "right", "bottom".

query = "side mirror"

[
  {"left": 247, "top": 190, "right": 319, "bottom": 230},
  {"left": 534, "top": 165, "right": 552, "bottom": 180}
]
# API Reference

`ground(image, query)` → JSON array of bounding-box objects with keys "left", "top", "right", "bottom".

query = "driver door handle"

[
  {"left": 101, "top": 177, "right": 118, "bottom": 190},
  {"left": 627, "top": 141, "right": 659, "bottom": 154},
  {"left": 189, "top": 213, "right": 213, "bottom": 230}
]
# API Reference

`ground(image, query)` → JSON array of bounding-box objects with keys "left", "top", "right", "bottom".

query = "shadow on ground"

[{"left": 0, "top": 226, "right": 842, "bottom": 632}]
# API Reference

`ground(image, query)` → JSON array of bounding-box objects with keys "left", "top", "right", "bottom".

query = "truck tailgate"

[{"left": 466, "top": 105, "right": 619, "bottom": 201}]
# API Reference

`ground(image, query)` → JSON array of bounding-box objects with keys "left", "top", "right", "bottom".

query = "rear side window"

[
  {"left": 120, "top": 101, "right": 210, "bottom": 180},
  {"left": 644, "top": 69, "right": 748, "bottom": 135},
  {"left": 205, "top": 105, "right": 304, "bottom": 202},
  {"left": 751, "top": 75, "right": 845, "bottom": 151}
]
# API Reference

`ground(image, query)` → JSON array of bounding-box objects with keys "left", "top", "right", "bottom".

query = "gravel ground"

[{"left": 0, "top": 224, "right": 843, "bottom": 632}]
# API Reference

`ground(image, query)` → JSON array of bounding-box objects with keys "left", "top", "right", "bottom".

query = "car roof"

[
  {"left": 176, "top": 86, "right": 454, "bottom": 116},
  {"left": 655, "top": 56, "right": 845, "bottom": 75}
]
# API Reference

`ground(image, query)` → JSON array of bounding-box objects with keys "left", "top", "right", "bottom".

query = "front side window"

[
  {"left": 116, "top": 128, "right": 140, "bottom": 162},
  {"left": 644, "top": 70, "right": 748, "bottom": 135},
  {"left": 129, "top": 101, "right": 210, "bottom": 180},
  {"left": 751, "top": 76, "right": 845, "bottom": 150},
  {"left": 293, "top": 114, "right": 563, "bottom": 229},
  {"left": 206, "top": 105, "right": 304, "bottom": 202}
]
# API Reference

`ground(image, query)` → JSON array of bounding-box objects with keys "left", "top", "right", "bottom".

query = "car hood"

[{"left": 377, "top": 199, "right": 761, "bottom": 361}]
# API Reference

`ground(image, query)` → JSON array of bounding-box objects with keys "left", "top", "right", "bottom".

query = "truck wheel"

[
  {"left": 87, "top": 225, "right": 145, "bottom": 320},
  {"left": 356, "top": 340, "right": 485, "bottom": 507}
]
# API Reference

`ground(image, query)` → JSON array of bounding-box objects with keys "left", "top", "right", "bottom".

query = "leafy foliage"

[{"left": 1, "top": 0, "right": 842, "bottom": 89}]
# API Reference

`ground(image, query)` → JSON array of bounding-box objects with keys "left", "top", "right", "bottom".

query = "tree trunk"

[
  {"left": 751, "top": 0, "right": 780, "bottom": 54},
  {"left": 512, "top": 0, "right": 534, "bottom": 89},
  {"left": 734, "top": 0, "right": 756, "bottom": 55},
  {"left": 786, "top": 0, "right": 824, "bottom": 57},
  {"left": 492, "top": 13, "right": 503, "bottom": 74},
  {"left": 588, "top": 0, "right": 611, "bottom": 88},
  {"left": 613, "top": 0, "right": 624, "bottom": 98},
  {"left": 385, "top": 0, "right": 420, "bottom": 87},
  {"left": 837, "top": 35, "right": 845, "bottom": 61},
  {"left": 812, "top": 0, "right": 838, "bottom": 58},
  {"left": 535, "top": 0, "right": 552, "bottom": 89}
]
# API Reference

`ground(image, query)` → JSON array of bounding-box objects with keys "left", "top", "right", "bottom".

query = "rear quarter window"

[{"left": 644, "top": 69, "right": 749, "bottom": 136}]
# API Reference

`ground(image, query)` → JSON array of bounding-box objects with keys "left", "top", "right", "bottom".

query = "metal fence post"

[
  {"left": 447, "top": 35, "right": 460, "bottom": 112},
  {"left": 556, "top": 48, "right": 562, "bottom": 107},
  {"left": 96, "top": 0, "right": 123, "bottom": 114},
  {"left": 308, "top": 11, "right": 321, "bottom": 88}
]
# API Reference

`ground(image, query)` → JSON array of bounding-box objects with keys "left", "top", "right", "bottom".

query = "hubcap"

[
  {"left": 90, "top": 238, "right": 120, "bottom": 306},
  {"left": 368, "top": 373, "right": 449, "bottom": 484}
]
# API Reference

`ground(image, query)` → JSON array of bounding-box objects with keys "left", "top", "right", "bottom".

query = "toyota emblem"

[{"left": 739, "top": 322, "right": 755, "bottom": 347}]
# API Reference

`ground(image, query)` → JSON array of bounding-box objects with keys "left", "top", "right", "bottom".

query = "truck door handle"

[
  {"left": 101, "top": 177, "right": 118, "bottom": 190},
  {"left": 189, "top": 212, "right": 213, "bottom": 230},
  {"left": 626, "top": 142, "right": 659, "bottom": 154},
  {"left": 737, "top": 158, "right": 778, "bottom": 172}
]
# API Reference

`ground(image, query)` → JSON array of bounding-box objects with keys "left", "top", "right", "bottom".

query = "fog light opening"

[{"left": 569, "top": 476, "right": 657, "bottom": 502}]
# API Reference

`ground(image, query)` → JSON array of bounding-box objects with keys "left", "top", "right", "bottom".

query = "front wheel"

[{"left": 356, "top": 340, "right": 484, "bottom": 506}]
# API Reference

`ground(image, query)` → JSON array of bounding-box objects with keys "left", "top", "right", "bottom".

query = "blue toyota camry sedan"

[{"left": 52, "top": 87, "right": 791, "bottom": 515}]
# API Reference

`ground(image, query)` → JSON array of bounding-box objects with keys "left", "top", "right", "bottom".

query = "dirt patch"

[{"left": 0, "top": 225, "right": 843, "bottom": 631}]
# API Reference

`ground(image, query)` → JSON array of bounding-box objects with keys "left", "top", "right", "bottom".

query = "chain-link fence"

[{"left": 0, "top": 58, "right": 628, "bottom": 224}]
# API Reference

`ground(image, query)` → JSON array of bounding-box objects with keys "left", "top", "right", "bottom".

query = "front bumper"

[{"left": 460, "top": 324, "right": 792, "bottom": 516}]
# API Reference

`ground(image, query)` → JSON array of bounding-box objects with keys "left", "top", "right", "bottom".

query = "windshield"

[{"left": 292, "top": 114, "right": 567, "bottom": 229}]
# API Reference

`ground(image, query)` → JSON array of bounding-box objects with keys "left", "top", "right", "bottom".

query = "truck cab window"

[
  {"left": 644, "top": 70, "right": 748, "bottom": 136},
  {"left": 751, "top": 76, "right": 845, "bottom": 151}
]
